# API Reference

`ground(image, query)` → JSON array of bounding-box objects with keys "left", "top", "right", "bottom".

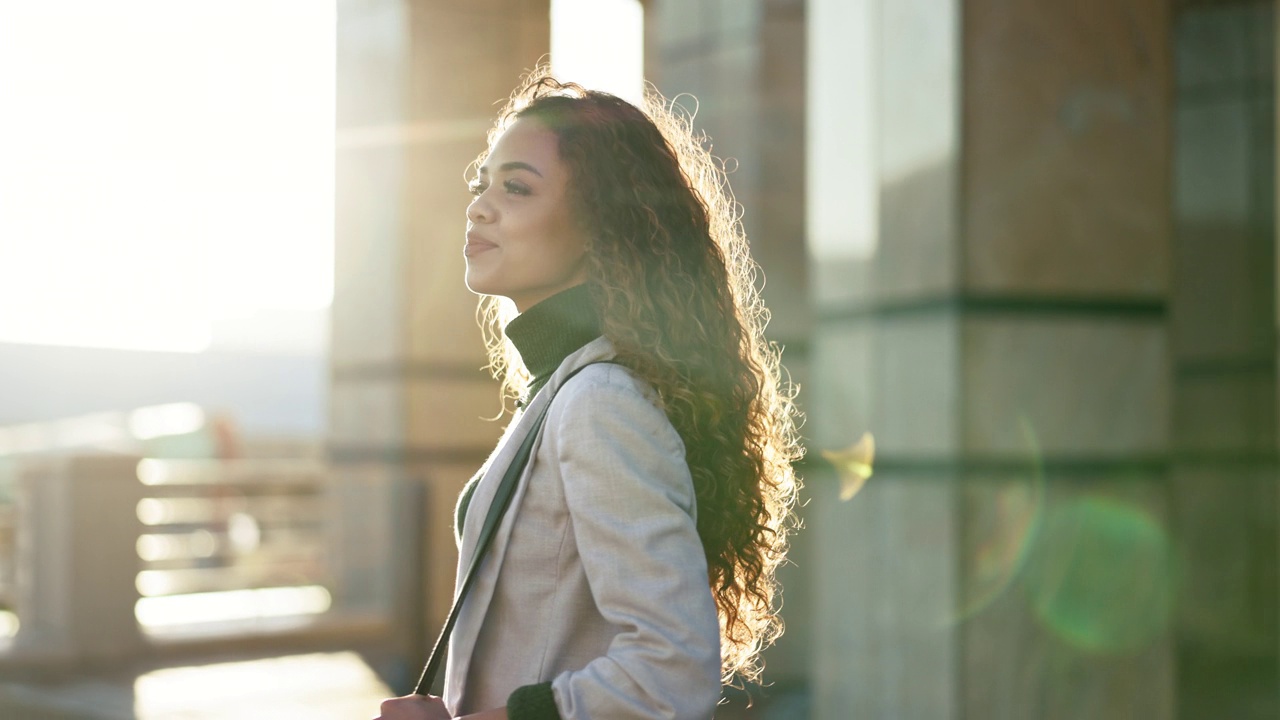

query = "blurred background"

[{"left": 0, "top": 0, "right": 1274, "bottom": 717}]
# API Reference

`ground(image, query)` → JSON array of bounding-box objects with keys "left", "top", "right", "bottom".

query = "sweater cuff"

[{"left": 507, "top": 682, "right": 561, "bottom": 720}]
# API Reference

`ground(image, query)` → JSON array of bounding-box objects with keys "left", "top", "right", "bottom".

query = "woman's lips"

[{"left": 464, "top": 233, "right": 498, "bottom": 257}]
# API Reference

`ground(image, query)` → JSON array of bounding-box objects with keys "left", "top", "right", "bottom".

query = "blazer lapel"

[{"left": 445, "top": 337, "right": 616, "bottom": 708}]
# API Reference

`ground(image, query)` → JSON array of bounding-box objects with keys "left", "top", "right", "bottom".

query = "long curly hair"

[{"left": 473, "top": 68, "right": 803, "bottom": 684}]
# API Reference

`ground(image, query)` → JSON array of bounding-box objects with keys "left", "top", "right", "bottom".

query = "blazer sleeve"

[{"left": 544, "top": 368, "right": 722, "bottom": 720}]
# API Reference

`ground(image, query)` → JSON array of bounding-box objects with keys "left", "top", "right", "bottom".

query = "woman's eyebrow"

[{"left": 478, "top": 161, "right": 544, "bottom": 177}]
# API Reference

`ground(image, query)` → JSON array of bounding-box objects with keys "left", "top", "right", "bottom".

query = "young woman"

[{"left": 375, "top": 69, "right": 802, "bottom": 720}]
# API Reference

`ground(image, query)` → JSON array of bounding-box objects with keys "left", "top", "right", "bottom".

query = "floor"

[
  {"left": 0, "top": 652, "right": 394, "bottom": 720},
  {"left": 0, "top": 652, "right": 811, "bottom": 720}
]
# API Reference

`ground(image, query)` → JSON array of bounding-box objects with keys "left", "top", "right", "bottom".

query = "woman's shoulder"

[
  {"left": 545, "top": 359, "right": 690, "bottom": 488},
  {"left": 538, "top": 339, "right": 671, "bottom": 437},
  {"left": 555, "top": 360, "right": 660, "bottom": 409}
]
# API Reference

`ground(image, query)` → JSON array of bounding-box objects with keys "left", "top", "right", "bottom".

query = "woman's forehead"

[{"left": 484, "top": 117, "right": 563, "bottom": 176}]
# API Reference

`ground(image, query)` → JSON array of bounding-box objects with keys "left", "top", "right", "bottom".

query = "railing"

[
  {"left": 0, "top": 452, "right": 412, "bottom": 669},
  {"left": 132, "top": 458, "right": 333, "bottom": 635}
]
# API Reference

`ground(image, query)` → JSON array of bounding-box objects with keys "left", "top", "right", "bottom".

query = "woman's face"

[{"left": 464, "top": 116, "right": 589, "bottom": 312}]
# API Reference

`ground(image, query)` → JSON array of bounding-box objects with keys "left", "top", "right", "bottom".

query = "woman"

[{"left": 376, "top": 69, "right": 802, "bottom": 720}]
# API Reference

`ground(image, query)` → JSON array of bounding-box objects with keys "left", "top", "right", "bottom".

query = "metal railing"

[
  {"left": 0, "top": 452, "right": 408, "bottom": 668},
  {"left": 132, "top": 458, "right": 334, "bottom": 634}
]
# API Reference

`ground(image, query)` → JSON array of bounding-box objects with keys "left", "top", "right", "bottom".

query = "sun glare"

[
  {"left": 0, "top": 610, "right": 18, "bottom": 639},
  {"left": 551, "top": 0, "right": 644, "bottom": 106},
  {"left": 134, "top": 585, "right": 332, "bottom": 629},
  {"left": 133, "top": 651, "right": 391, "bottom": 718},
  {"left": 0, "top": 1, "right": 335, "bottom": 353}
]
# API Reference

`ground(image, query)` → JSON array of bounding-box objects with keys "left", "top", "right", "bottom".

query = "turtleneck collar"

[{"left": 505, "top": 284, "right": 601, "bottom": 403}]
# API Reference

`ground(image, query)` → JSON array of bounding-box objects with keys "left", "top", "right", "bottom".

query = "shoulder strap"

[{"left": 414, "top": 361, "right": 610, "bottom": 695}]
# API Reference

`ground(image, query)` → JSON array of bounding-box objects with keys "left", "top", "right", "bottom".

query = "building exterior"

[
  {"left": 333, "top": 0, "right": 1278, "bottom": 717},
  {"left": 0, "top": 1, "right": 1272, "bottom": 718}
]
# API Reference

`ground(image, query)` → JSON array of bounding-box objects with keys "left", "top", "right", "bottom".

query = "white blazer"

[{"left": 444, "top": 337, "right": 721, "bottom": 719}]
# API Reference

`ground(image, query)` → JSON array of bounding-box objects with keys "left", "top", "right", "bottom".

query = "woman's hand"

[{"left": 373, "top": 693, "right": 451, "bottom": 720}]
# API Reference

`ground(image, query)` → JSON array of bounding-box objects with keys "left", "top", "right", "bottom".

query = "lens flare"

[
  {"left": 0, "top": 610, "right": 18, "bottom": 638},
  {"left": 953, "top": 417, "right": 1046, "bottom": 621},
  {"left": 821, "top": 432, "right": 875, "bottom": 501},
  {"left": 1021, "top": 496, "right": 1174, "bottom": 654}
]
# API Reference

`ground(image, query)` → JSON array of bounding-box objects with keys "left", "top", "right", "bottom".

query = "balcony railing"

[
  {"left": 132, "top": 458, "right": 333, "bottom": 635},
  {"left": 0, "top": 453, "right": 409, "bottom": 669}
]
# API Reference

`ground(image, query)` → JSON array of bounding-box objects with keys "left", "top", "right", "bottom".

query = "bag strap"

[{"left": 413, "top": 361, "right": 608, "bottom": 696}]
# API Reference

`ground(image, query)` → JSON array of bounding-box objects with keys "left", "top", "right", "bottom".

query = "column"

[
  {"left": 13, "top": 456, "right": 145, "bottom": 664},
  {"left": 1172, "top": 2, "right": 1278, "bottom": 718},
  {"left": 333, "top": 0, "right": 550, "bottom": 685},
  {"left": 644, "top": 0, "right": 813, "bottom": 686},
  {"left": 645, "top": 0, "right": 809, "bottom": 343},
  {"left": 808, "top": 0, "right": 1175, "bottom": 718}
]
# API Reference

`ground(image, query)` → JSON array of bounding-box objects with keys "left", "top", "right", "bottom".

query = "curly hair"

[{"left": 473, "top": 68, "right": 803, "bottom": 685}]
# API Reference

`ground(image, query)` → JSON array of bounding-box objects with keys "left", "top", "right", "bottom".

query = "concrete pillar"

[
  {"left": 644, "top": 0, "right": 813, "bottom": 687},
  {"left": 1171, "top": 3, "right": 1278, "bottom": 718},
  {"left": 645, "top": 0, "right": 809, "bottom": 347},
  {"left": 808, "top": 0, "right": 1175, "bottom": 718},
  {"left": 13, "top": 456, "right": 145, "bottom": 665},
  {"left": 333, "top": 0, "right": 550, "bottom": 684}
]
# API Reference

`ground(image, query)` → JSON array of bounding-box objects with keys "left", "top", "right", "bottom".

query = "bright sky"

[
  {"left": 0, "top": 0, "right": 641, "bottom": 354},
  {"left": 807, "top": 0, "right": 877, "bottom": 261},
  {"left": 552, "top": 0, "right": 645, "bottom": 106},
  {"left": 0, "top": 0, "right": 645, "bottom": 636},
  {"left": 0, "top": 0, "right": 335, "bottom": 353}
]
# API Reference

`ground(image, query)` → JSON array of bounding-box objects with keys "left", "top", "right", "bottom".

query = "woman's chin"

[
  {"left": 463, "top": 271, "right": 494, "bottom": 297},
  {"left": 465, "top": 280, "right": 513, "bottom": 306}
]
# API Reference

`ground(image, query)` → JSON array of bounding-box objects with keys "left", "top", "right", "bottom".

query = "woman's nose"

[{"left": 467, "top": 196, "right": 492, "bottom": 224}]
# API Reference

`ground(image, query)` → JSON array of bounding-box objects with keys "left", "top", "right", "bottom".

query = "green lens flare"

[{"left": 1022, "top": 496, "right": 1174, "bottom": 654}]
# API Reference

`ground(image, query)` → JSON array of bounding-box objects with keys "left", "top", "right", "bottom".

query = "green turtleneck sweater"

[
  {"left": 451, "top": 285, "right": 600, "bottom": 720},
  {"left": 454, "top": 283, "right": 601, "bottom": 535},
  {"left": 505, "top": 283, "right": 603, "bottom": 406}
]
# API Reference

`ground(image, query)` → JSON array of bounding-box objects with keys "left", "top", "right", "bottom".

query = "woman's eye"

[
  {"left": 467, "top": 180, "right": 486, "bottom": 196},
  {"left": 504, "top": 179, "right": 531, "bottom": 196}
]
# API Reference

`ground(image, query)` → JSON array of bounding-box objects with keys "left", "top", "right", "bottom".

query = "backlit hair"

[{"left": 472, "top": 67, "right": 803, "bottom": 685}]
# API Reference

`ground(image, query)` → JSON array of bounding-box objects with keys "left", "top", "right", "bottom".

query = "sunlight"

[
  {"left": 133, "top": 651, "right": 391, "bottom": 719},
  {"left": 0, "top": 610, "right": 17, "bottom": 639},
  {"left": 127, "top": 403, "right": 206, "bottom": 441},
  {"left": 0, "top": 402, "right": 207, "bottom": 455},
  {"left": 134, "top": 585, "right": 332, "bottom": 628},
  {"left": 807, "top": 0, "right": 878, "bottom": 261},
  {"left": 0, "top": 1, "right": 334, "bottom": 353},
  {"left": 551, "top": 0, "right": 644, "bottom": 106}
]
